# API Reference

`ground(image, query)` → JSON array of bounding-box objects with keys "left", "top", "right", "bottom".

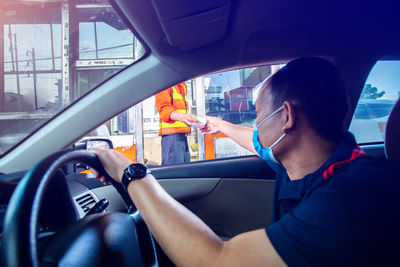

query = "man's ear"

[{"left": 282, "top": 101, "right": 295, "bottom": 133}]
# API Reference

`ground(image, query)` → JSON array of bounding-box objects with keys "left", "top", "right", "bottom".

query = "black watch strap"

[{"left": 121, "top": 163, "right": 150, "bottom": 191}]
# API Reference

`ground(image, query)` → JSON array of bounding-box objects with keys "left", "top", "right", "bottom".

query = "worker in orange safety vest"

[{"left": 155, "top": 82, "right": 199, "bottom": 165}]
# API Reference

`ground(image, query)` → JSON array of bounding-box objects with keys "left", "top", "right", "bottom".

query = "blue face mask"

[{"left": 252, "top": 106, "right": 286, "bottom": 171}]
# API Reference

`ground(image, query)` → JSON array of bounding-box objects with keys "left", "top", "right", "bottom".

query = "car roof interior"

[
  {"left": 117, "top": 0, "right": 399, "bottom": 113},
  {"left": 1, "top": 0, "right": 399, "bottom": 172},
  {"left": 124, "top": 0, "right": 399, "bottom": 66}
]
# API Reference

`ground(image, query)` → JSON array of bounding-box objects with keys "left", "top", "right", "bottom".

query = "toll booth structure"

[
  {"left": 0, "top": 0, "right": 280, "bottom": 164},
  {"left": 0, "top": 0, "right": 143, "bottom": 156}
]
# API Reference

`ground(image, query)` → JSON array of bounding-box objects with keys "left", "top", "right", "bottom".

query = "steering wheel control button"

[{"left": 122, "top": 163, "right": 150, "bottom": 191}]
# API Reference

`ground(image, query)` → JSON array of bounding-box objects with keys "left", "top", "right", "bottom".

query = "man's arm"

[
  {"left": 202, "top": 116, "right": 256, "bottom": 154},
  {"left": 170, "top": 111, "right": 199, "bottom": 126},
  {"left": 93, "top": 149, "right": 285, "bottom": 267},
  {"left": 128, "top": 175, "right": 285, "bottom": 267},
  {"left": 155, "top": 89, "right": 199, "bottom": 126},
  {"left": 155, "top": 89, "right": 175, "bottom": 124}
]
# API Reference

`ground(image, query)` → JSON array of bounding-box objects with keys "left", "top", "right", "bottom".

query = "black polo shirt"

[{"left": 266, "top": 132, "right": 400, "bottom": 266}]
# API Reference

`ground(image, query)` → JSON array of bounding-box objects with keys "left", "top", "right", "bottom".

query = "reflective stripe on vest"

[
  {"left": 159, "top": 85, "right": 190, "bottom": 135},
  {"left": 172, "top": 87, "right": 188, "bottom": 102},
  {"left": 160, "top": 109, "right": 189, "bottom": 129}
]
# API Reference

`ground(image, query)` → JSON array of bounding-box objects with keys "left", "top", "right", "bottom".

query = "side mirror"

[
  {"left": 74, "top": 138, "right": 114, "bottom": 174},
  {"left": 74, "top": 138, "right": 114, "bottom": 150}
]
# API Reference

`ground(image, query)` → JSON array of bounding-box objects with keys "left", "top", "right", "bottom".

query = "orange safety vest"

[{"left": 155, "top": 83, "right": 191, "bottom": 136}]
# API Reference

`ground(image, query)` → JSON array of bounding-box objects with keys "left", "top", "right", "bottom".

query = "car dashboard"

[
  {"left": 67, "top": 173, "right": 127, "bottom": 218},
  {"left": 0, "top": 172, "right": 127, "bottom": 239}
]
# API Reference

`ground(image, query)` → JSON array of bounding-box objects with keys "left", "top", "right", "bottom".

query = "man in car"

[
  {"left": 94, "top": 57, "right": 400, "bottom": 266},
  {"left": 155, "top": 83, "right": 199, "bottom": 165}
]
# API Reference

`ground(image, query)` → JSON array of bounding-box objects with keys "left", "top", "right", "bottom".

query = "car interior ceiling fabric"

[{"left": 385, "top": 99, "right": 400, "bottom": 161}]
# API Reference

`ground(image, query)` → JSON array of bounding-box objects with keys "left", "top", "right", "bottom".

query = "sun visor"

[{"left": 150, "top": 0, "right": 231, "bottom": 51}]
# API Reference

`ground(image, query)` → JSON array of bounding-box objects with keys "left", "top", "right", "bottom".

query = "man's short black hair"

[{"left": 268, "top": 57, "right": 349, "bottom": 142}]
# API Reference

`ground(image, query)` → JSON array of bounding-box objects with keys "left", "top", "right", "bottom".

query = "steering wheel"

[{"left": 1, "top": 150, "right": 157, "bottom": 267}]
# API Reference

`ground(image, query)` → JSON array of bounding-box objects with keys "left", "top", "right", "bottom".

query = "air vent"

[{"left": 76, "top": 193, "right": 96, "bottom": 213}]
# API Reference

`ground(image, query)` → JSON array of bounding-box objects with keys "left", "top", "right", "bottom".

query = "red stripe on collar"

[{"left": 323, "top": 146, "right": 365, "bottom": 179}]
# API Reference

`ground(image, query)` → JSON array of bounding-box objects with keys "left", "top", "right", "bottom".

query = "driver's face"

[
  {"left": 255, "top": 85, "right": 275, "bottom": 125},
  {"left": 254, "top": 85, "right": 284, "bottom": 148}
]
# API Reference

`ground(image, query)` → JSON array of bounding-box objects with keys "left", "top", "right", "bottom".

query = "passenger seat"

[{"left": 385, "top": 99, "right": 400, "bottom": 161}]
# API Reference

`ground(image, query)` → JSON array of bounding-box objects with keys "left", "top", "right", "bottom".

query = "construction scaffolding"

[{"left": 0, "top": 0, "right": 139, "bottom": 154}]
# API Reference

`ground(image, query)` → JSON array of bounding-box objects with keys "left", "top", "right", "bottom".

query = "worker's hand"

[
  {"left": 91, "top": 148, "right": 132, "bottom": 184},
  {"left": 170, "top": 111, "right": 199, "bottom": 126},
  {"left": 201, "top": 116, "right": 224, "bottom": 134},
  {"left": 183, "top": 114, "right": 200, "bottom": 126}
]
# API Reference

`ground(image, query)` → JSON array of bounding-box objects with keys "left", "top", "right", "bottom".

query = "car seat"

[{"left": 385, "top": 99, "right": 400, "bottom": 161}]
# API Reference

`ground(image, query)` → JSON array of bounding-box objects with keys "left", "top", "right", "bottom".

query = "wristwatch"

[{"left": 121, "top": 163, "right": 150, "bottom": 191}]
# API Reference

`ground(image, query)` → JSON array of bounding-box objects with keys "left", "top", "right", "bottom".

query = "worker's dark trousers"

[{"left": 161, "top": 133, "right": 190, "bottom": 165}]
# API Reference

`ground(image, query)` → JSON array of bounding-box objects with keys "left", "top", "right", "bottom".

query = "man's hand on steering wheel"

[
  {"left": 92, "top": 149, "right": 132, "bottom": 184},
  {"left": 1, "top": 150, "right": 157, "bottom": 267}
]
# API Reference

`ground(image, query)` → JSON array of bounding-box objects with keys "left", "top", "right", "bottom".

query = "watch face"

[{"left": 128, "top": 163, "right": 147, "bottom": 178}]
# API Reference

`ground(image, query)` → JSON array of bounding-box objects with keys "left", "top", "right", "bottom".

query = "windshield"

[{"left": 0, "top": 0, "right": 143, "bottom": 156}]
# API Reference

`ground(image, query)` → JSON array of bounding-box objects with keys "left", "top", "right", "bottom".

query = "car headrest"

[{"left": 385, "top": 99, "right": 400, "bottom": 161}]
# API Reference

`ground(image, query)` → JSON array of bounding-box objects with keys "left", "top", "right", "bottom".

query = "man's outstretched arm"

[
  {"left": 93, "top": 149, "right": 285, "bottom": 267},
  {"left": 202, "top": 116, "right": 257, "bottom": 154}
]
